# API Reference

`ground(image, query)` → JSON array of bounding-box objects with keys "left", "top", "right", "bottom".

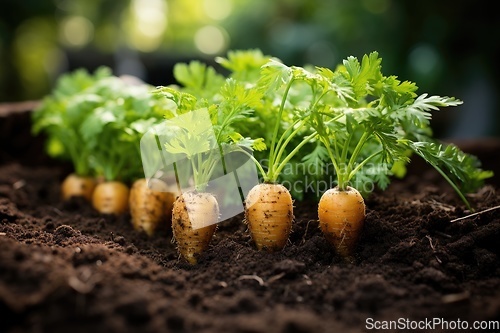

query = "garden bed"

[{"left": 1, "top": 106, "right": 499, "bottom": 333}]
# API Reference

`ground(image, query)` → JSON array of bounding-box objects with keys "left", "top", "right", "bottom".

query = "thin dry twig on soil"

[
  {"left": 441, "top": 291, "right": 470, "bottom": 304},
  {"left": 425, "top": 235, "right": 442, "bottom": 264},
  {"left": 302, "top": 274, "right": 313, "bottom": 286},
  {"left": 450, "top": 205, "right": 500, "bottom": 223},
  {"left": 52, "top": 207, "right": 63, "bottom": 216},
  {"left": 426, "top": 235, "right": 438, "bottom": 252},
  {"left": 13, "top": 180, "right": 26, "bottom": 190},
  {"left": 434, "top": 230, "right": 452, "bottom": 239},
  {"left": 267, "top": 272, "right": 286, "bottom": 284},
  {"left": 238, "top": 274, "right": 265, "bottom": 286},
  {"left": 301, "top": 220, "right": 314, "bottom": 245}
]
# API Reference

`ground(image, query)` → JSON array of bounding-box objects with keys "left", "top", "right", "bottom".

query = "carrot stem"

[
  {"left": 428, "top": 162, "right": 472, "bottom": 211},
  {"left": 321, "top": 137, "right": 343, "bottom": 189},
  {"left": 268, "top": 78, "right": 295, "bottom": 175},
  {"left": 273, "top": 131, "right": 317, "bottom": 180},
  {"left": 347, "top": 150, "right": 383, "bottom": 181},
  {"left": 346, "top": 130, "right": 371, "bottom": 175},
  {"left": 233, "top": 148, "right": 268, "bottom": 182},
  {"left": 270, "top": 119, "right": 307, "bottom": 179},
  {"left": 273, "top": 117, "right": 305, "bottom": 165}
]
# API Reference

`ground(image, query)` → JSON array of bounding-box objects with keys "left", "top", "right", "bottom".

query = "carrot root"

[
  {"left": 92, "top": 181, "right": 130, "bottom": 215},
  {"left": 171, "top": 191, "right": 219, "bottom": 264},
  {"left": 129, "top": 178, "right": 176, "bottom": 236},
  {"left": 61, "top": 173, "right": 96, "bottom": 201},
  {"left": 245, "top": 183, "right": 293, "bottom": 252},
  {"left": 318, "top": 186, "right": 366, "bottom": 258}
]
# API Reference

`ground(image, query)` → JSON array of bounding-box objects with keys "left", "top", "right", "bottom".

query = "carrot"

[
  {"left": 318, "top": 186, "right": 366, "bottom": 259},
  {"left": 61, "top": 173, "right": 96, "bottom": 201},
  {"left": 129, "top": 178, "right": 176, "bottom": 236},
  {"left": 92, "top": 181, "right": 130, "bottom": 215},
  {"left": 245, "top": 183, "right": 293, "bottom": 252},
  {"left": 171, "top": 191, "right": 219, "bottom": 264}
]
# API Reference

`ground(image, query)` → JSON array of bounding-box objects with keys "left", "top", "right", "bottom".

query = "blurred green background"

[{"left": 1, "top": 0, "right": 498, "bottom": 138}]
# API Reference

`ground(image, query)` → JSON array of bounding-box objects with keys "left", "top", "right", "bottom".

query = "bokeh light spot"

[
  {"left": 126, "top": 0, "right": 168, "bottom": 52},
  {"left": 203, "top": 0, "right": 233, "bottom": 20},
  {"left": 194, "top": 25, "right": 228, "bottom": 55},
  {"left": 409, "top": 44, "right": 440, "bottom": 75},
  {"left": 59, "top": 15, "right": 94, "bottom": 48}
]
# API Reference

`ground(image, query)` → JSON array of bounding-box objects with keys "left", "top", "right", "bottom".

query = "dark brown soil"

[{"left": 1, "top": 108, "right": 500, "bottom": 333}]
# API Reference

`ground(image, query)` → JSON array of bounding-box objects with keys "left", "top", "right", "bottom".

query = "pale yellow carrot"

[
  {"left": 171, "top": 191, "right": 219, "bottom": 264},
  {"left": 92, "top": 181, "right": 130, "bottom": 215},
  {"left": 61, "top": 173, "right": 96, "bottom": 201},
  {"left": 245, "top": 183, "right": 293, "bottom": 252},
  {"left": 318, "top": 186, "right": 366, "bottom": 258},
  {"left": 129, "top": 178, "right": 176, "bottom": 236}
]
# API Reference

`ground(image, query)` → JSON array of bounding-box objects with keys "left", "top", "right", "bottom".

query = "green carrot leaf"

[
  {"left": 216, "top": 49, "right": 270, "bottom": 82},
  {"left": 410, "top": 141, "right": 493, "bottom": 194},
  {"left": 173, "top": 60, "right": 225, "bottom": 100}
]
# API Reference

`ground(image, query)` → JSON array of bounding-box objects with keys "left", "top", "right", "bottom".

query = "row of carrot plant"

[{"left": 33, "top": 50, "right": 492, "bottom": 264}]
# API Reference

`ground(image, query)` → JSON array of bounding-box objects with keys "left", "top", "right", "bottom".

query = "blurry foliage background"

[{"left": 1, "top": 0, "right": 498, "bottom": 138}]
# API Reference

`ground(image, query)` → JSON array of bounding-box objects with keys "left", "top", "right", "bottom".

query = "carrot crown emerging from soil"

[
  {"left": 318, "top": 185, "right": 366, "bottom": 258},
  {"left": 245, "top": 183, "right": 294, "bottom": 252},
  {"left": 249, "top": 52, "right": 491, "bottom": 209},
  {"left": 209, "top": 50, "right": 491, "bottom": 258},
  {"left": 154, "top": 63, "right": 271, "bottom": 261},
  {"left": 172, "top": 191, "right": 219, "bottom": 264},
  {"left": 33, "top": 49, "right": 493, "bottom": 241},
  {"left": 226, "top": 53, "right": 488, "bottom": 204}
]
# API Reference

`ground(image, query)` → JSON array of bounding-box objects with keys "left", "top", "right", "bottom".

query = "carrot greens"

[
  {"left": 33, "top": 68, "right": 171, "bottom": 183},
  {"left": 169, "top": 50, "right": 491, "bottom": 208},
  {"left": 32, "top": 67, "right": 112, "bottom": 176},
  {"left": 304, "top": 52, "right": 492, "bottom": 208},
  {"left": 154, "top": 76, "right": 265, "bottom": 192},
  {"left": 33, "top": 49, "right": 492, "bottom": 213},
  {"left": 77, "top": 77, "right": 167, "bottom": 182}
]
